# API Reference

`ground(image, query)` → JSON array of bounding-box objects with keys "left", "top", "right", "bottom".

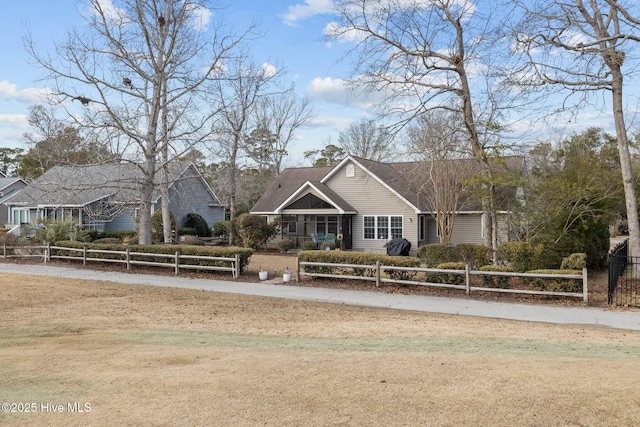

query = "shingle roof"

[
  {"left": 251, "top": 155, "right": 525, "bottom": 214},
  {"left": 6, "top": 162, "right": 195, "bottom": 207}
]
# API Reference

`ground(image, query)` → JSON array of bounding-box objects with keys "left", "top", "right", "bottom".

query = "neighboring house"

[
  {"left": 3, "top": 162, "right": 225, "bottom": 235},
  {"left": 250, "top": 155, "right": 526, "bottom": 256},
  {"left": 0, "top": 173, "right": 28, "bottom": 225}
]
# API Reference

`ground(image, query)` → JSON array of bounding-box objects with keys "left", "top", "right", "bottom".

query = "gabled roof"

[
  {"left": 5, "top": 162, "right": 213, "bottom": 208},
  {"left": 251, "top": 155, "right": 526, "bottom": 214}
]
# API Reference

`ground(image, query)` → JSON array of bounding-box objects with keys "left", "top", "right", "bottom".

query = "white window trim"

[{"left": 363, "top": 215, "right": 403, "bottom": 240}]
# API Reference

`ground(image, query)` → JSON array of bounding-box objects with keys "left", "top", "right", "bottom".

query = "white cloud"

[
  {"left": 0, "top": 81, "right": 46, "bottom": 104},
  {"left": 187, "top": 3, "right": 213, "bottom": 31},
  {"left": 262, "top": 62, "right": 278, "bottom": 78},
  {"left": 281, "top": 0, "right": 334, "bottom": 26}
]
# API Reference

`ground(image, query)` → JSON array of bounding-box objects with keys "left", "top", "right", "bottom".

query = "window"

[
  {"left": 363, "top": 215, "right": 403, "bottom": 240},
  {"left": 346, "top": 163, "right": 355, "bottom": 177},
  {"left": 282, "top": 215, "right": 297, "bottom": 234},
  {"left": 315, "top": 215, "right": 338, "bottom": 235}
]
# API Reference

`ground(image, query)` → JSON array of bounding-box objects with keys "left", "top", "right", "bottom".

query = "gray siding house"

[
  {"left": 4, "top": 162, "right": 225, "bottom": 235},
  {"left": 0, "top": 174, "right": 27, "bottom": 225},
  {"left": 251, "top": 155, "right": 526, "bottom": 256}
]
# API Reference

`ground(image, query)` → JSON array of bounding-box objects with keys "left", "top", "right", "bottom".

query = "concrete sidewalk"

[{"left": 2, "top": 263, "right": 640, "bottom": 331}]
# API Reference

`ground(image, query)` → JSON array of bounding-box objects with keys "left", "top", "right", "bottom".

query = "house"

[
  {"left": 0, "top": 172, "right": 27, "bottom": 225},
  {"left": 250, "top": 155, "right": 526, "bottom": 256},
  {"left": 3, "top": 162, "right": 225, "bottom": 234}
]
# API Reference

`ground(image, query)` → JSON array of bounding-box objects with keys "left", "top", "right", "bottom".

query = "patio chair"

[
  {"left": 324, "top": 233, "right": 335, "bottom": 243},
  {"left": 312, "top": 232, "right": 325, "bottom": 246}
]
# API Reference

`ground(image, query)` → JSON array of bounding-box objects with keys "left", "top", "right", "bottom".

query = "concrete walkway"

[{"left": 2, "top": 263, "right": 640, "bottom": 331}]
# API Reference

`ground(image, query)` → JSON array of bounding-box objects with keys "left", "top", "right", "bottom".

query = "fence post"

[
  {"left": 296, "top": 256, "right": 300, "bottom": 283},
  {"left": 83, "top": 245, "right": 87, "bottom": 266},
  {"left": 465, "top": 264, "right": 470, "bottom": 295},
  {"left": 376, "top": 260, "right": 381, "bottom": 288},
  {"left": 582, "top": 267, "right": 588, "bottom": 303},
  {"left": 47, "top": 243, "right": 51, "bottom": 263},
  {"left": 126, "top": 247, "right": 131, "bottom": 270},
  {"left": 3, "top": 242, "right": 5, "bottom": 258},
  {"left": 235, "top": 253, "right": 240, "bottom": 279},
  {"left": 175, "top": 250, "right": 180, "bottom": 276}
]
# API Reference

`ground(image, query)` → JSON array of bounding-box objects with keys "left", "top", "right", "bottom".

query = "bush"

[
  {"left": 297, "top": 250, "right": 420, "bottom": 281},
  {"left": 92, "top": 237, "right": 124, "bottom": 245},
  {"left": 560, "top": 253, "right": 587, "bottom": 270},
  {"left": 418, "top": 244, "right": 460, "bottom": 267},
  {"left": 181, "top": 235, "right": 204, "bottom": 245},
  {"left": 523, "top": 269, "right": 583, "bottom": 293},
  {"left": 277, "top": 239, "right": 296, "bottom": 253},
  {"left": 183, "top": 213, "right": 211, "bottom": 237},
  {"left": 179, "top": 227, "right": 198, "bottom": 236},
  {"left": 456, "top": 243, "right": 492, "bottom": 269},
  {"left": 232, "top": 214, "right": 278, "bottom": 250},
  {"left": 302, "top": 240, "right": 317, "bottom": 251},
  {"left": 479, "top": 265, "right": 512, "bottom": 289},
  {"left": 425, "top": 262, "right": 466, "bottom": 286},
  {"left": 23, "top": 219, "right": 89, "bottom": 244},
  {"left": 151, "top": 210, "right": 176, "bottom": 242},
  {"left": 103, "top": 231, "right": 137, "bottom": 241},
  {"left": 212, "top": 221, "right": 230, "bottom": 238},
  {"left": 53, "top": 241, "right": 253, "bottom": 273},
  {"left": 497, "top": 241, "right": 558, "bottom": 272}
]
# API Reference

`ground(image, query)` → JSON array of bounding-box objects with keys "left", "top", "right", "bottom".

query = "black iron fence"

[{"left": 608, "top": 239, "right": 640, "bottom": 306}]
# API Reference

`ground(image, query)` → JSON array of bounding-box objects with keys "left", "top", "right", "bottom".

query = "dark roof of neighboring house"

[
  {"left": 251, "top": 155, "right": 526, "bottom": 214},
  {"left": 5, "top": 162, "right": 210, "bottom": 207}
]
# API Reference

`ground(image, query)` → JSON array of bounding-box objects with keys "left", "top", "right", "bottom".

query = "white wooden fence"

[
  {"left": 296, "top": 259, "right": 588, "bottom": 302},
  {"left": 1, "top": 244, "right": 240, "bottom": 279}
]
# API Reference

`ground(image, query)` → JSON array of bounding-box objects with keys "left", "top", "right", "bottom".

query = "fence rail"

[
  {"left": 297, "top": 259, "right": 588, "bottom": 302},
  {"left": 1, "top": 244, "right": 240, "bottom": 279}
]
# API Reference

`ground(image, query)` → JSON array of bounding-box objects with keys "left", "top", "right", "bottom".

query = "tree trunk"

[{"left": 610, "top": 64, "right": 640, "bottom": 257}]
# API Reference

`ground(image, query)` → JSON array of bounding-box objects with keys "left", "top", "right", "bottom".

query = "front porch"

[{"left": 278, "top": 214, "right": 353, "bottom": 250}]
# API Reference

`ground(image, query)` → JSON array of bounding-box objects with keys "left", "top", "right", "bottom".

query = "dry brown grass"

[{"left": 1, "top": 265, "right": 640, "bottom": 426}]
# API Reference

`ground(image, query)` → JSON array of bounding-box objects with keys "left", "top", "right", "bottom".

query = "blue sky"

[
  {"left": 0, "top": 0, "right": 366, "bottom": 166},
  {"left": 0, "top": 1, "right": 637, "bottom": 168}
]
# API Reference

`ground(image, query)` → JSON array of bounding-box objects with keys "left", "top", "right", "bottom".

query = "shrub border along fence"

[
  {"left": 297, "top": 258, "right": 588, "bottom": 302},
  {"left": 1, "top": 243, "right": 244, "bottom": 279}
]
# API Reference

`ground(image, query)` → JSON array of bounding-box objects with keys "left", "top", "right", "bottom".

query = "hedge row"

[
  {"left": 298, "top": 250, "right": 421, "bottom": 280},
  {"left": 417, "top": 243, "right": 492, "bottom": 268},
  {"left": 52, "top": 241, "right": 253, "bottom": 273}
]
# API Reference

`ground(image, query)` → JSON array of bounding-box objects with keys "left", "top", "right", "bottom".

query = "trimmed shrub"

[
  {"left": 179, "top": 227, "right": 197, "bottom": 236},
  {"left": 103, "top": 231, "right": 137, "bottom": 241},
  {"left": 181, "top": 235, "right": 204, "bottom": 245},
  {"left": 277, "top": 239, "right": 296, "bottom": 253},
  {"left": 523, "top": 269, "right": 583, "bottom": 293},
  {"left": 297, "top": 250, "right": 420, "bottom": 281},
  {"left": 212, "top": 220, "right": 230, "bottom": 238},
  {"left": 479, "top": 265, "right": 512, "bottom": 289},
  {"left": 418, "top": 244, "right": 460, "bottom": 268},
  {"left": 183, "top": 213, "right": 211, "bottom": 237},
  {"left": 302, "top": 240, "right": 317, "bottom": 251},
  {"left": 53, "top": 241, "right": 253, "bottom": 273},
  {"left": 92, "top": 237, "right": 124, "bottom": 245},
  {"left": 497, "top": 241, "right": 556, "bottom": 272},
  {"left": 425, "top": 262, "right": 466, "bottom": 286},
  {"left": 561, "top": 253, "right": 587, "bottom": 270},
  {"left": 457, "top": 243, "right": 492, "bottom": 269}
]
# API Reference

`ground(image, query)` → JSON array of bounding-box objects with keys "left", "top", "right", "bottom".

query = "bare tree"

[
  {"left": 406, "top": 110, "right": 470, "bottom": 243},
  {"left": 510, "top": 0, "right": 640, "bottom": 256},
  {"left": 25, "top": 0, "right": 252, "bottom": 244},
  {"left": 210, "top": 55, "right": 279, "bottom": 243},
  {"left": 254, "top": 89, "right": 313, "bottom": 174},
  {"left": 329, "top": 0, "right": 510, "bottom": 250},
  {"left": 337, "top": 119, "right": 394, "bottom": 162}
]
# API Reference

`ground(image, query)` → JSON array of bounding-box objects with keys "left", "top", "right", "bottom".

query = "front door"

[{"left": 340, "top": 215, "right": 352, "bottom": 250}]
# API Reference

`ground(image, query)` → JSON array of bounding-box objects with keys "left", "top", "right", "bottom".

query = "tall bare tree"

[
  {"left": 510, "top": 0, "right": 640, "bottom": 256},
  {"left": 26, "top": 0, "right": 251, "bottom": 244},
  {"left": 329, "top": 0, "right": 509, "bottom": 250},
  {"left": 337, "top": 119, "right": 394, "bottom": 162},
  {"left": 211, "top": 55, "right": 279, "bottom": 243},
  {"left": 254, "top": 89, "right": 313, "bottom": 174},
  {"left": 406, "top": 111, "right": 470, "bottom": 243}
]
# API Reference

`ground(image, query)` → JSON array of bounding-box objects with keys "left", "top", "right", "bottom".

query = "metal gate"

[{"left": 608, "top": 239, "right": 640, "bottom": 307}]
